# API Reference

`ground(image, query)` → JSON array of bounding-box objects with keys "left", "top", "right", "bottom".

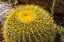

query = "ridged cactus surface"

[{"left": 3, "top": 5, "right": 57, "bottom": 42}]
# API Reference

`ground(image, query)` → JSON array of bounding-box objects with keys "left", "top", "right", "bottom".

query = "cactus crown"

[
  {"left": 3, "top": 5, "right": 57, "bottom": 42},
  {"left": 18, "top": 10, "right": 36, "bottom": 23}
]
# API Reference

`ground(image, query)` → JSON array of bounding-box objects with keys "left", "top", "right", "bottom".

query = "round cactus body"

[{"left": 3, "top": 5, "right": 57, "bottom": 42}]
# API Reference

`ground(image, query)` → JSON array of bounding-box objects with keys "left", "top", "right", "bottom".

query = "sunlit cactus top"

[
  {"left": 18, "top": 10, "right": 36, "bottom": 23},
  {"left": 3, "top": 5, "right": 57, "bottom": 42}
]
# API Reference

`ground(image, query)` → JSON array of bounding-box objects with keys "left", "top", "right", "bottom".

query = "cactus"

[{"left": 3, "top": 5, "right": 57, "bottom": 42}]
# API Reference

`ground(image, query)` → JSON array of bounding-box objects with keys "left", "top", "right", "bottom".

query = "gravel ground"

[{"left": 0, "top": 2, "right": 13, "bottom": 23}]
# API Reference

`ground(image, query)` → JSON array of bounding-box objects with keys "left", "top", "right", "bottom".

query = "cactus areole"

[{"left": 3, "top": 5, "right": 57, "bottom": 42}]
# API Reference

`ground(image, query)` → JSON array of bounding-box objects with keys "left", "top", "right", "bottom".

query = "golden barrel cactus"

[{"left": 3, "top": 5, "right": 57, "bottom": 42}]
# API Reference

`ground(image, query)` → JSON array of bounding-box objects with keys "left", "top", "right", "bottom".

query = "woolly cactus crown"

[{"left": 3, "top": 5, "right": 57, "bottom": 42}]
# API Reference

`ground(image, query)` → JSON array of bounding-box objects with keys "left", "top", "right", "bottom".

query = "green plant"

[
  {"left": 3, "top": 5, "right": 57, "bottom": 42},
  {"left": 57, "top": 25, "right": 64, "bottom": 39},
  {"left": 50, "top": 0, "right": 56, "bottom": 15}
]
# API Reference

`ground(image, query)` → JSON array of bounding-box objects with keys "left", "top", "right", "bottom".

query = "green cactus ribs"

[{"left": 3, "top": 5, "right": 57, "bottom": 42}]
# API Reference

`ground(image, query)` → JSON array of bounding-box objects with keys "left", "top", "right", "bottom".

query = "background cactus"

[{"left": 3, "top": 5, "right": 57, "bottom": 42}]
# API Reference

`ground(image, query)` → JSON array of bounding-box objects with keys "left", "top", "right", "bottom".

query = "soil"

[{"left": 54, "top": 13, "right": 64, "bottom": 27}]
